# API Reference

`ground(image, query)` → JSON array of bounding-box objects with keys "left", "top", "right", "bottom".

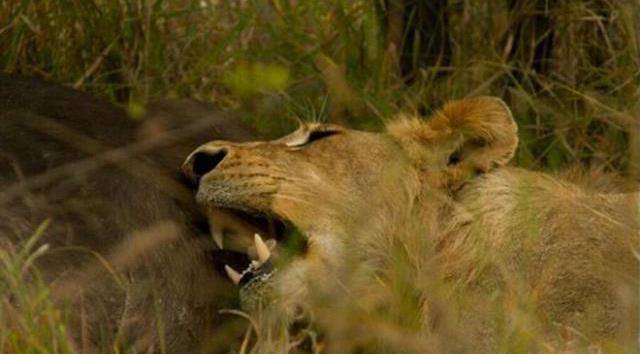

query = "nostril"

[{"left": 192, "top": 149, "right": 228, "bottom": 177}]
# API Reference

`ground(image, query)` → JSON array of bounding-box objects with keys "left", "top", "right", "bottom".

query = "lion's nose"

[{"left": 182, "top": 147, "right": 228, "bottom": 183}]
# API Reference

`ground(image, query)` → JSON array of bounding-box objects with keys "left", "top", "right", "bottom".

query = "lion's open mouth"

[{"left": 206, "top": 206, "right": 306, "bottom": 282}]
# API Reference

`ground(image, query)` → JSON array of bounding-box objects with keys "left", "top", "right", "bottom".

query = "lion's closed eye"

[
  {"left": 306, "top": 129, "right": 339, "bottom": 143},
  {"left": 286, "top": 127, "right": 341, "bottom": 147}
]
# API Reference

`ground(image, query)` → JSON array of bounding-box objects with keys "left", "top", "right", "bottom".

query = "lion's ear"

[{"left": 388, "top": 97, "right": 518, "bottom": 188}]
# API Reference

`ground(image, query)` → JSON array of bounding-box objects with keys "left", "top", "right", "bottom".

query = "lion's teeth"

[
  {"left": 212, "top": 232, "right": 223, "bottom": 249},
  {"left": 254, "top": 233, "right": 271, "bottom": 264},
  {"left": 224, "top": 265, "right": 242, "bottom": 285}
]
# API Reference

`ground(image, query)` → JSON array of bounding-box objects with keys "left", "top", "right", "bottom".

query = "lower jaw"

[{"left": 206, "top": 207, "right": 307, "bottom": 279}]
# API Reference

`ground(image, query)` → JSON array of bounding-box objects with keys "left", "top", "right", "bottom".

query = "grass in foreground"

[
  {"left": 0, "top": 220, "right": 76, "bottom": 353},
  {"left": 0, "top": 0, "right": 638, "bottom": 353}
]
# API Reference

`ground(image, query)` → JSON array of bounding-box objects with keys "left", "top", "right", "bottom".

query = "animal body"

[
  {"left": 0, "top": 75, "right": 261, "bottom": 352},
  {"left": 184, "top": 97, "right": 639, "bottom": 353}
]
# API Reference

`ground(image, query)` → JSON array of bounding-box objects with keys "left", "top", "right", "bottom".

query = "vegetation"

[
  {"left": 1, "top": 220, "right": 76, "bottom": 353},
  {"left": 2, "top": 0, "right": 638, "bottom": 172},
  {"left": 1, "top": 0, "right": 638, "bottom": 352}
]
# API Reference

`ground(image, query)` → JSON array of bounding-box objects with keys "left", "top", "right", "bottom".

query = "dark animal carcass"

[{"left": 0, "top": 75, "right": 254, "bottom": 352}]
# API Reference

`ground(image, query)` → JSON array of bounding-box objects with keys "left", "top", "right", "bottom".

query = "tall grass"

[
  {"left": 1, "top": 0, "right": 638, "bottom": 171},
  {"left": 0, "top": 220, "right": 76, "bottom": 353},
  {"left": 1, "top": 0, "right": 639, "bottom": 353}
]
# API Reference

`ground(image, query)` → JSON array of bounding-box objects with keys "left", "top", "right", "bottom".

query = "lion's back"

[{"left": 453, "top": 167, "right": 639, "bottom": 345}]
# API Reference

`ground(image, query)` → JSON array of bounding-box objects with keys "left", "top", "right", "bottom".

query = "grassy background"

[
  {"left": 2, "top": 0, "right": 639, "bottom": 173},
  {"left": 1, "top": 0, "right": 639, "bottom": 352}
]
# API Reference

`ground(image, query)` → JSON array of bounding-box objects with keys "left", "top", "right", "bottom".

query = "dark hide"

[{"left": 0, "top": 75, "right": 252, "bottom": 352}]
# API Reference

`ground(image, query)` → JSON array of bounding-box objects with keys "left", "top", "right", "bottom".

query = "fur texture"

[
  {"left": 185, "top": 97, "right": 639, "bottom": 353},
  {"left": 0, "top": 75, "right": 260, "bottom": 352}
]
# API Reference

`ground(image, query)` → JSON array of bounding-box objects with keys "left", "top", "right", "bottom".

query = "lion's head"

[{"left": 182, "top": 97, "right": 517, "bottom": 240}]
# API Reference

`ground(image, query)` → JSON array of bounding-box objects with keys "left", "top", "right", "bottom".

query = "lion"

[{"left": 183, "top": 97, "right": 639, "bottom": 353}]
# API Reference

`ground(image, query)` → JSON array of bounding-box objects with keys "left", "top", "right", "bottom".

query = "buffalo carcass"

[{"left": 0, "top": 75, "right": 259, "bottom": 352}]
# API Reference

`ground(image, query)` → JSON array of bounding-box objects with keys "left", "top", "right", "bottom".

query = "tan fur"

[
  {"left": 184, "top": 97, "right": 639, "bottom": 353},
  {"left": 388, "top": 97, "right": 518, "bottom": 189}
]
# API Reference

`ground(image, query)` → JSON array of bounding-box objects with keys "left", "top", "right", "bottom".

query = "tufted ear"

[{"left": 387, "top": 96, "right": 518, "bottom": 188}]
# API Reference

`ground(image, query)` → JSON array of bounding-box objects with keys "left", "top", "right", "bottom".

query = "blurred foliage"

[
  {"left": 223, "top": 62, "right": 290, "bottom": 97},
  {"left": 1, "top": 1, "right": 639, "bottom": 352},
  {"left": 0, "top": 220, "right": 75, "bottom": 353},
  {"left": 1, "top": 0, "right": 638, "bottom": 173}
]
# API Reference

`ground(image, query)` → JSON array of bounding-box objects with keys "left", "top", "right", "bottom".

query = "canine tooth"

[
  {"left": 224, "top": 265, "right": 242, "bottom": 285},
  {"left": 212, "top": 232, "right": 223, "bottom": 249},
  {"left": 254, "top": 233, "right": 271, "bottom": 264}
]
